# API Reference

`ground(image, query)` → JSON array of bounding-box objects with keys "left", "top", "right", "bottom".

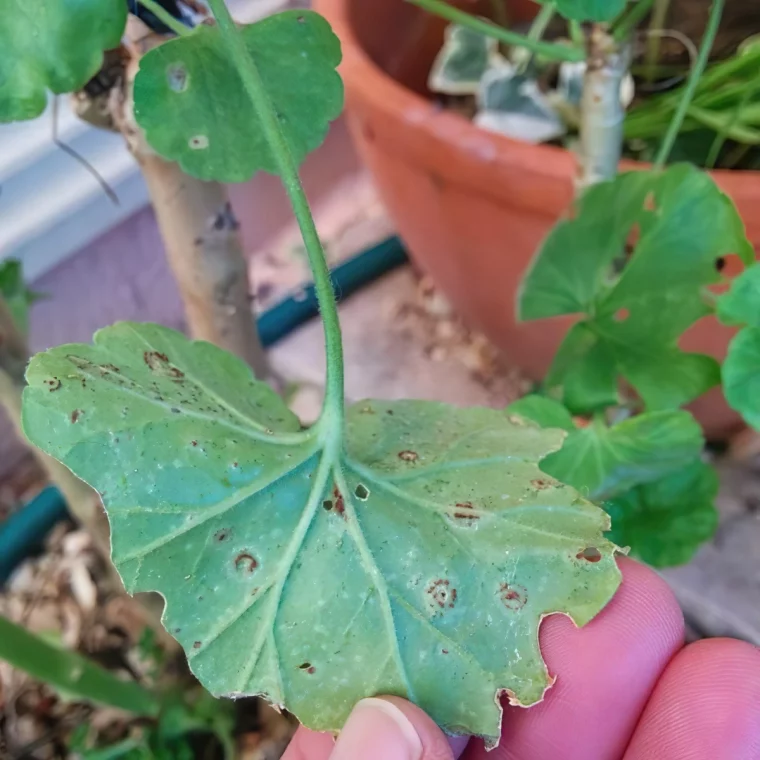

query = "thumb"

[{"left": 329, "top": 697, "right": 468, "bottom": 760}]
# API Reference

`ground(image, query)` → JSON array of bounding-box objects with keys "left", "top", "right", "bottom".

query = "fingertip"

[{"left": 624, "top": 637, "right": 760, "bottom": 759}]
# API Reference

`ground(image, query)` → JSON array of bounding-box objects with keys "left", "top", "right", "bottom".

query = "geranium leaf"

[
  {"left": 605, "top": 461, "right": 718, "bottom": 568},
  {"left": 428, "top": 24, "right": 499, "bottom": 95},
  {"left": 718, "top": 262, "right": 760, "bottom": 327},
  {"left": 721, "top": 327, "right": 760, "bottom": 430},
  {"left": 133, "top": 11, "right": 343, "bottom": 182},
  {"left": 0, "top": 0, "right": 127, "bottom": 122},
  {"left": 507, "top": 395, "right": 575, "bottom": 432},
  {"left": 22, "top": 322, "right": 621, "bottom": 744},
  {"left": 533, "top": 0, "right": 626, "bottom": 22},
  {"left": 507, "top": 409, "right": 704, "bottom": 501},
  {"left": 519, "top": 165, "right": 753, "bottom": 412}
]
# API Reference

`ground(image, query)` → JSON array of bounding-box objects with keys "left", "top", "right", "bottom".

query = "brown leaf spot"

[
  {"left": 451, "top": 501, "right": 480, "bottom": 525},
  {"left": 576, "top": 547, "right": 602, "bottom": 563},
  {"left": 214, "top": 529, "right": 231, "bottom": 542},
  {"left": 193, "top": 641, "right": 201, "bottom": 649},
  {"left": 234, "top": 553, "right": 258, "bottom": 573},
  {"left": 398, "top": 450, "right": 418, "bottom": 462},
  {"left": 499, "top": 582, "right": 528, "bottom": 611},
  {"left": 332, "top": 486, "right": 345, "bottom": 517},
  {"left": 307, "top": 666, "right": 316, "bottom": 674},
  {"left": 531, "top": 479, "right": 551, "bottom": 490},
  {"left": 70, "top": 409, "right": 83, "bottom": 424},
  {"left": 426, "top": 578, "right": 457, "bottom": 609},
  {"left": 99, "top": 363, "right": 120, "bottom": 374},
  {"left": 45, "top": 378, "right": 62, "bottom": 392},
  {"left": 442, "top": 649, "right": 449, "bottom": 655},
  {"left": 191, "top": 440, "right": 198, "bottom": 447},
  {"left": 144, "top": 350, "right": 169, "bottom": 369}
]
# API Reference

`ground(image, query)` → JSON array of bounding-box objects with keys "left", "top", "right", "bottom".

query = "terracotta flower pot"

[{"left": 316, "top": 0, "right": 760, "bottom": 437}]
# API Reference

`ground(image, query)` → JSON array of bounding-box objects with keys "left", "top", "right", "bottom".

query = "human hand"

[{"left": 282, "top": 558, "right": 760, "bottom": 760}]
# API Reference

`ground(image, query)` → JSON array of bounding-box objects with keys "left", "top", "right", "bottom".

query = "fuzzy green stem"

[
  {"left": 136, "top": 0, "right": 191, "bottom": 36},
  {"left": 612, "top": 0, "right": 655, "bottom": 42},
  {"left": 517, "top": 2, "right": 556, "bottom": 72},
  {"left": 654, "top": 0, "right": 725, "bottom": 170},
  {"left": 408, "top": 0, "right": 585, "bottom": 62},
  {"left": 205, "top": 0, "right": 344, "bottom": 427},
  {"left": 706, "top": 82, "right": 760, "bottom": 168}
]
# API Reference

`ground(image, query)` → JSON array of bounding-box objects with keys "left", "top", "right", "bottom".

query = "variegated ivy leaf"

[
  {"left": 133, "top": 10, "right": 343, "bottom": 182},
  {"left": 429, "top": 24, "right": 501, "bottom": 96},
  {"left": 0, "top": 0, "right": 127, "bottom": 122},
  {"left": 22, "top": 323, "right": 621, "bottom": 744}
]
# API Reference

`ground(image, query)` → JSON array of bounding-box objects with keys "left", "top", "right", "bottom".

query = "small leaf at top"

[
  {"left": 133, "top": 11, "right": 343, "bottom": 182},
  {"left": 717, "top": 263, "right": 760, "bottom": 327},
  {"left": 22, "top": 322, "right": 621, "bottom": 744},
  {"left": 0, "top": 0, "right": 127, "bottom": 122},
  {"left": 428, "top": 24, "right": 500, "bottom": 96},
  {"left": 605, "top": 461, "right": 718, "bottom": 568},
  {"left": 532, "top": 0, "right": 626, "bottom": 22},
  {"left": 519, "top": 165, "right": 753, "bottom": 413},
  {"left": 507, "top": 403, "right": 705, "bottom": 501}
]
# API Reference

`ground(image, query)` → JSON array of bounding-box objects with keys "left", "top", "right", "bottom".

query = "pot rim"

[{"left": 317, "top": 0, "right": 760, "bottom": 197}]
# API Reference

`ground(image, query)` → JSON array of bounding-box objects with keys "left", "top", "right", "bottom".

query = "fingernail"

[{"left": 331, "top": 698, "right": 424, "bottom": 760}]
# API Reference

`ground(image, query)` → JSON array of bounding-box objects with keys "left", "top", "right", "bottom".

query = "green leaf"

[
  {"left": 718, "top": 263, "right": 760, "bottom": 327},
  {"left": 605, "top": 461, "right": 718, "bottom": 568},
  {"left": 428, "top": 24, "right": 499, "bottom": 95},
  {"left": 22, "top": 322, "right": 621, "bottom": 744},
  {"left": 539, "top": 412, "right": 704, "bottom": 500},
  {"left": 519, "top": 164, "right": 753, "bottom": 412},
  {"left": 0, "top": 259, "right": 43, "bottom": 336},
  {"left": 507, "top": 395, "right": 575, "bottom": 432},
  {"left": 0, "top": 0, "right": 127, "bottom": 122},
  {"left": 722, "top": 326, "right": 760, "bottom": 429},
  {"left": 133, "top": 11, "right": 343, "bottom": 182},
  {"left": 0, "top": 615, "right": 159, "bottom": 716},
  {"left": 533, "top": 0, "right": 626, "bottom": 23}
]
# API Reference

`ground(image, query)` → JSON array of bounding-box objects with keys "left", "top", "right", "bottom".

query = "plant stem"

[
  {"left": 611, "top": 0, "right": 655, "bottom": 42},
  {"left": 205, "top": 0, "right": 344, "bottom": 427},
  {"left": 517, "top": 2, "right": 556, "bottom": 72},
  {"left": 569, "top": 20, "right": 585, "bottom": 46},
  {"left": 706, "top": 82, "right": 760, "bottom": 168},
  {"left": 644, "top": 0, "right": 671, "bottom": 83},
  {"left": 0, "top": 615, "right": 160, "bottom": 716},
  {"left": 408, "top": 0, "right": 585, "bottom": 62},
  {"left": 579, "top": 25, "right": 632, "bottom": 189},
  {"left": 654, "top": 0, "right": 725, "bottom": 170},
  {"left": 136, "top": 0, "right": 191, "bottom": 36}
]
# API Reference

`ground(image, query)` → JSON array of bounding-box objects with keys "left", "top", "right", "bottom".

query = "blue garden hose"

[{"left": 0, "top": 236, "right": 408, "bottom": 584}]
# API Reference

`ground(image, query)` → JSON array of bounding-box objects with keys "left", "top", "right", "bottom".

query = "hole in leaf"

[
  {"left": 234, "top": 553, "right": 258, "bottom": 573},
  {"left": 166, "top": 62, "right": 189, "bottom": 92},
  {"left": 576, "top": 547, "right": 602, "bottom": 563},
  {"left": 355, "top": 484, "right": 370, "bottom": 501},
  {"left": 322, "top": 499, "right": 333, "bottom": 511},
  {"left": 716, "top": 256, "right": 726, "bottom": 272},
  {"left": 298, "top": 662, "right": 311, "bottom": 669}
]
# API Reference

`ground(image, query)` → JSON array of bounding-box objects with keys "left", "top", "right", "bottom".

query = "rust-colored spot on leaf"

[
  {"left": 191, "top": 440, "right": 198, "bottom": 447},
  {"left": 70, "top": 409, "right": 82, "bottom": 424},
  {"left": 332, "top": 486, "right": 345, "bottom": 517},
  {"left": 398, "top": 450, "right": 418, "bottom": 462},
  {"left": 45, "top": 378, "right": 62, "bottom": 392},
  {"left": 144, "top": 350, "right": 169, "bottom": 369},
  {"left": 577, "top": 547, "right": 602, "bottom": 563},
  {"left": 234, "top": 553, "right": 258, "bottom": 573},
  {"left": 531, "top": 479, "right": 551, "bottom": 490},
  {"left": 307, "top": 666, "right": 316, "bottom": 674},
  {"left": 452, "top": 501, "right": 480, "bottom": 524},
  {"left": 499, "top": 582, "right": 528, "bottom": 611},
  {"left": 426, "top": 578, "right": 457, "bottom": 609}
]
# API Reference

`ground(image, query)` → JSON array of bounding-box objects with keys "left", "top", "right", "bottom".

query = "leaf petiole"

[
  {"left": 205, "top": 0, "right": 345, "bottom": 432},
  {"left": 136, "top": 0, "right": 192, "bottom": 36}
]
